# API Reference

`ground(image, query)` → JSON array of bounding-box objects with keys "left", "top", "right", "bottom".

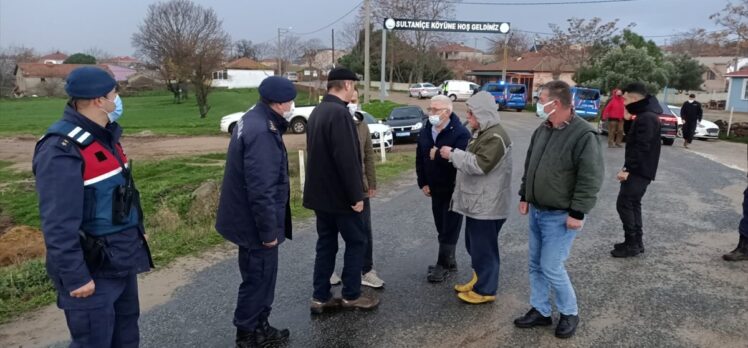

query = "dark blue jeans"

[
  {"left": 432, "top": 190, "right": 463, "bottom": 246},
  {"left": 234, "top": 246, "right": 278, "bottom": 332},
  {"left": 363, "top": 198, "right": 374, "bottom": 273},
  {"left": 312, "top": 210, "right": 367, "bottom": 301},
  {"left": 740, "top": 187, "right": 748, "bottom": 238},
  {"left": 464, "top": 217, "right": 506, "bottom": 296}
]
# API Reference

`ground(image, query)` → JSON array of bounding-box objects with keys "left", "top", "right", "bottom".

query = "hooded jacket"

[
  {"left": 624, "top": 95, "right": 662, "bottom": 180},
  {"left": 602, "top": 89, "right": 625, "bottom": 120},
  {"left": 449, "top": 92, "right": 513, "bottom": 220}
]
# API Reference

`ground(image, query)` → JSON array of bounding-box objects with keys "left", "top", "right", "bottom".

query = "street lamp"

[{"left": 277, "top": 27, "right": 292, "bottom": 76}]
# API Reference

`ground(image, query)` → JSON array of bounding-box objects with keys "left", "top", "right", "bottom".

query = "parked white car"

[
  {"left": 360, "top": 111, "right": 393, "bottom": 151},
  {"left": 667, "top": 105, "right": 719, "bottom": 139},
  {"left": 220, "top": 103, "right": 315, "bottom": 134},
  {"left": 408, "top": 83, "right": 440, "bottom": 99},
  {"left": 438, "top": 80, "right": 480, "bottom": 101}
]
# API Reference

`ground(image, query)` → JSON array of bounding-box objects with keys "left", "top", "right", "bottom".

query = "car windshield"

[
  {"left": 659, "top": 102, "right": 676, "bottom": 116},
  {"left": 509, "top": 86, "right": 526, "bottom": 94},
  {"left": 668, "top": 105, "right": 681, "bottom": 117},
  {"left": 576, "top": 89, "right": 600, "bottom": 100},
  {"left": 484, "top": 85, "right": 504, "bottom": 92},
  {"left": 422, "top": 83, "right": 435, "bottom": 88},
  {"left": 363, "top": 113, "right": 378, "bottom": 124},
  {"left": 389, "top": 107, "right": 422, "bottom": 120}
]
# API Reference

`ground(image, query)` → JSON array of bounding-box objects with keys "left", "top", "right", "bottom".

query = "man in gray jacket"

[
  {"left": 439, "top": 91, "right": 512, "bottom": 304},
  {"left": 514, "top": 80, "right": 603, "bottom": 339}
]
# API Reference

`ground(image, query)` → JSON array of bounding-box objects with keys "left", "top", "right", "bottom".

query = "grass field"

[
  {"left": 0, "top": 88, "right": 309, "bottom": 137},
  {"left": 361, "top": 100, "right": 404, "bottom": 120},
  {"left": 0, "top": 150, "right": 415, "bottom": 323}
]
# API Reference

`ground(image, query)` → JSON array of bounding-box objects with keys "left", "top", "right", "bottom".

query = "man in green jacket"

[{"left": 513, "top": 80, "right": 604, "bottom": 339}]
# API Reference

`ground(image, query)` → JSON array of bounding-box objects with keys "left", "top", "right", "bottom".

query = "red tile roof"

[
  {"left": 471, "top": 52, "right": 574, "bottom": 73},
  {"left": 39, "top": 51, "right": 68, "bottom": 61},
  {"left": 224, "top": 58, "right": 271, "bottom": 70},
  {"left": 725, "top": 68, "right": 748, "bottom": 77},
  {"left": 437, "top": 43, "right": 480, "bottom": 53},
  {"left": 16, "top": 63, "right": 113, "bottom": 79}
]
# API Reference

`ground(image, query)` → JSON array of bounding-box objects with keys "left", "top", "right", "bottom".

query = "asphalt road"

[{"left": 43, "top": 109, "right": 743, "bottom": 348}]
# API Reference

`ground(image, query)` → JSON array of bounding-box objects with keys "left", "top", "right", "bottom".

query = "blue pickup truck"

[{"left": 481, "top": 82, "right": 527, "bottom": 112}]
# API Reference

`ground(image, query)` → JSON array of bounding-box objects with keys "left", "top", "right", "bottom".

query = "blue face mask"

[
  {"left": 536, "top": 100, "right": 556, "bottom": 120},
  {"left": 106, "top": 95, "right": 124, "bottom": 123}
]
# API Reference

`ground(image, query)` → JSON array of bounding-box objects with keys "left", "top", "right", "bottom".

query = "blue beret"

[
  {"left": 259, "top": 76, "right": 297, "bottom": 103},
  {"left": 65, "top": 66, "right": 116, "bottom": 99}
]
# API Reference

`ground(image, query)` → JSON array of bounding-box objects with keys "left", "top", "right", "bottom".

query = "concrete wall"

[
  {"left": 656, "top": 91, "right": 729, "bottom": 105},
  {"left": 532, "top": 72, "right": 575, "bottom": 91},
  {"left": 15, "top": 75, "right": 65, "bottom": 96},
  {"left": 212, "top": 69, "right": 274, "bottom": 89}
]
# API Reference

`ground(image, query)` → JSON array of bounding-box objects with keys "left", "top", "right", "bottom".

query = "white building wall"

[{"left": 212, "top": 69, "right": 275, "bottom": 89}]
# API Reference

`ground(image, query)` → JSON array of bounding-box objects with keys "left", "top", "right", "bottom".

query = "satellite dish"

[{"left": 384, "top": 18, "right": 396, "bottom": 31}]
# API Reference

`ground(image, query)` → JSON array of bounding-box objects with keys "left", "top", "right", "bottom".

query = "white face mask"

[
  {"left": 536, "top": 100, "right": 556, "bottom": 120},
  {"left": 348, "top": 103, "right": 359, "bottom": 116},
  {"left": 428, "top": 115, "right": 441, "bottom": 126},
  {"left": 688, "top": 99, "right": 694, "bottom": 103},
  {"left": 282, "top": 101, "right": 295, "bottom": 120}
]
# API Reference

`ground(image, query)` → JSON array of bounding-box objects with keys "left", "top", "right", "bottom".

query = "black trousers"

[
  {"left": 431, "top": 190, "right": 463, "bottom": 246},
  {"left": 312, "top": 210, "right": 366, "bottom": 301},
  {"left": 362, "top": 198, "right": 374, "bottom": 274},
  {"left": 616, "top": 174, "right": 652, "bottom": 237},
  {"left": 235, "top": 247, "right": 278, "bottom": 332},
  {"left": 740, "top": 187, "right": 748, "bottom": 239},
  {"left": 683, "top": 119, "right": 698, "bottom": 143}
]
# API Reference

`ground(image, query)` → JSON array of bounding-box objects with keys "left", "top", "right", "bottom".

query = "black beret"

[
  {"left": 259, "top": 76, "right": 297, "bottom": 103},
  {"left": 327, "top": 67, "right": 359, "bottom": 81},
  {"left": 65, "top": 66, "right": 116, "bottom": 99}
]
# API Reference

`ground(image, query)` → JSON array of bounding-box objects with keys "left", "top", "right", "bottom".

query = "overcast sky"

[{"left": 0, "top": 0, "right": 727, "bottom": 57}]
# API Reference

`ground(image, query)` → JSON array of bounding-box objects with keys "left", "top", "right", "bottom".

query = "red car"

[{"left": 598, "top": 100, "right": 678, "bottom": 146}]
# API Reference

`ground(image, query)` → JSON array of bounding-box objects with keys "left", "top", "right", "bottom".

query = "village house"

[
  {"left": 211, "top": 57, "right": 274, "bottom": 89},
  {"left": 467, "top": 51, "right": 576, "bottom": 98},
  {"left": 14, "top": 63, "right": 112, "bottom": 97}
]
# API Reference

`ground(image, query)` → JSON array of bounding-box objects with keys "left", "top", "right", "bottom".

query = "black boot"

[
  {"left": 236, "top": 329, "right": 258, "bottom": 348},
  {"left": 427, "top": 244, "right": 455, "bottom": 283},
  {"left": 611, "top": 232, "right": 642, "bottom": 258},
  {"left": 254, "top": 320, "right": 289, "bottom": 347},
  {"left": 613, "top": 233, "right": 632, "bottom": 251},
  {"left": 723, "top": 235, "right": 748, "bottom": 261},
  {"left": 635, "top": 232, "right": 645, "bottom": 253}
]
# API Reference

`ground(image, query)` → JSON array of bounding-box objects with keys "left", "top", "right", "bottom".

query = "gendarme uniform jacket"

[
  {"left": 215, "top": 102, "right": 292, "bottom": 250},
  {"left": 33, "top": 105, "right": 152, "bottom": 306}
]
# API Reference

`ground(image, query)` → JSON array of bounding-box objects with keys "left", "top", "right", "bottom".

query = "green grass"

[
  {"left": 0, "top": 88, "right": 309, "bottom": 137},
  {"left": 361, "top": 100, "right": 405, "bottom": 120},
  {"left": 719, "top": 133, "right": 748, "bottom": 144},
  {"left": 0, "top": 150, "right": 414, "bottom": 323}
]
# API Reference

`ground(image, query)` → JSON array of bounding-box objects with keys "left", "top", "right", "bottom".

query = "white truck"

[{"left": 220, "top": 103, "right": 315, "bottom": 134}]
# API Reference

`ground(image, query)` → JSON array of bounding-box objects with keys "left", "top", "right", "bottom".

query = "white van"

[{"left": 438, "top": 80, "right": 480, "bottom": 101}]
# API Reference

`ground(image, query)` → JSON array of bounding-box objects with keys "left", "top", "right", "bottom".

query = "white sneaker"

[
  {"left": 330, "top": 272, "right": 342, "bottom": 285},
  {"left": 361, "top": 270, "right": 385, "bottom": 288}
]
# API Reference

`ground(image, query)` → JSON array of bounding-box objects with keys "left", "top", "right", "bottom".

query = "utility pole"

[
  {"left": 277, "top": 27, "right": 291, "bottom": 77},
  {"left": 364, "top": 0, "right": 371, "bottom": 103},
  {"left": 332, "top": 29, "right": 335, "bottom": 68},
  {"left": 502, "top": 32, "right": 512, "bottom": 82},
  {"left": 380, "top": 24, "right": 388, "bottom": 101}
]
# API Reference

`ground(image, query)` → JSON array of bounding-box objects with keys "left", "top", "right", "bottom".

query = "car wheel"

[
  {"left": 291, "top": 118, "right": 306, "bottom": 134},
  {"left": 228, "top": 122, "right": 237, "bottom": 135},
  {"left": 662, "top": 138, "right": 674, "bottom": 146},
  {"left": 516, "top": 108, "right": 523, "bottom": 112},
  {"left": 449, "top": 94, "right": 457, "bottom": 102}
]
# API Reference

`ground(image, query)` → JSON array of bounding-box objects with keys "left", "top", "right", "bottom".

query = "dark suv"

[{"left": 385, "top": 106, "right": 427, "bottom": 142}]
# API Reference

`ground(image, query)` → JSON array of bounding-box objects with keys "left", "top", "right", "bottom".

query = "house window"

[
  {"left": 706, "top": 70, "right": 716, "bottom": 80},
  {"left": 212, "top": 70, "right": 227, "bottom": 80},
  {"left": 743, "top": 79, "right": 748, "bottom": 100}
]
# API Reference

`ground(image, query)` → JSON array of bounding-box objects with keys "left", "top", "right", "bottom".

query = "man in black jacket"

[
  {"left": 611, "top": 82, "right": 662, "bottom": 258},
  {"left": 680, "top": 94, "right": 703, "bottom": 148},
  {"left": 416, "top": 95, "right": 471, "bottom": 282},
  {"left": 304, "top": 67, "right": 380, "bottom": 313}
]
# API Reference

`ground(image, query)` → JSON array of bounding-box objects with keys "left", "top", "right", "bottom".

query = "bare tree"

[
  {"left": 234, "top": 39, "right": 258, "bottom": 60},
  {"left": 711, "top": 0, "right": 748, "bottom": 67},
  {"left": 84, "top": 47, "right": 112, "bottom": 62},
  {"left": 541, "top": 17, "right": 626, "bottom": 74},
  {"left": 0, "top": 46, "right": 38, "bottom": 97},
  {"left": 301, "top": 38, "right": 325, "bottom": 69},
  {"left": 371, "top": 0, "right": 456, "bottom": 82},
  {"left": 254, "top": 42, "right": 274, "bottom": 60},
  {"left": 489, "top": 31, "right": 532, "bottom": 59},
  {"left": 667, "top": 29, "right": 732, "bottom": 56},
  {"left": 277, "top": 34, "right": 303, "bottom": 73},
  {"left": 132, "top": 0, "right": 230, "bottom": 117}
]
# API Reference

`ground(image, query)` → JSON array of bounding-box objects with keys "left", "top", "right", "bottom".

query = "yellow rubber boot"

[
  {"left": 454, "top": 271, "right": 478, "bottom": 293},
  {"left": 457, "top": 290, "right": 496, "bottom": 304}
]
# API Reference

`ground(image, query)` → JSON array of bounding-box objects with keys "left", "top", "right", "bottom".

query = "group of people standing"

[{"left": 31, "top": 65, "right": 747, "bottom": 348}]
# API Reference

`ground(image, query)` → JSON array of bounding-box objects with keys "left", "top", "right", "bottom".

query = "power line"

[
  {"left": 445, "top": 0, "right": 636, "bottom": 5},
  {"left": 291, "top": 1, "right": 363, "bottom": 36}
]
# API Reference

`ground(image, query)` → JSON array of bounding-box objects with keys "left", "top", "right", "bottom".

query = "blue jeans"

[
  {"left": 528, "top": 206, "right": 579, "bottom": 316},
  {"left": 312, "top": 210, "right": 366, "bottom": 301}
]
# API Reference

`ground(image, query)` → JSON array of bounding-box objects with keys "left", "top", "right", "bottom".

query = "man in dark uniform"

[
  {"left": 304, "top": 67, "right": 380, "bottom": 314},
  {"left": 215, "top": 76, "right": 296, "bottom": 348},
  {"left": 416, "top": 95, "right": 470, "bottom": 282},
  {"left": 611, "top": 82, "right": 662, "bottom": 258},
  {"left": 680, "top": 94, "right": 703, "bottom": 148},
  {"left": 723, "top": 185, "right": 748, "bottom": 261},
  {"left": 33, "top": 66, "right": 153, "bottom": 347}
]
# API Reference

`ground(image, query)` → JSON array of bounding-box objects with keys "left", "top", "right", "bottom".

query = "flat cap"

[
  {"left": 327, "top": 67, "right": 359, "bottom": 81},
  {"left": 259, "top": 76, "right": 297, "bottom": 103},
  {"left": 65, "top": 66, "right": 116, "bottom": 99}
]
